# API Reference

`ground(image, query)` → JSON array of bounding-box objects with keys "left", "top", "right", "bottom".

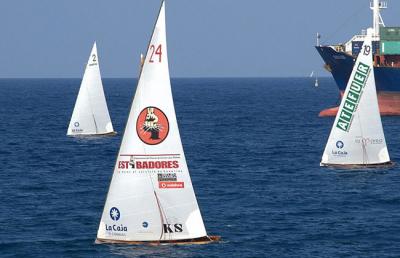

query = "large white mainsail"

[
  {"left": 97, "top": 1, "right": 217, "bottom": 244},
  {"left": 67, "top": 42, "right": 115, "bottom": 136},
  {"left": 321, "top": 33, "right": 391, "bottom": 167}
]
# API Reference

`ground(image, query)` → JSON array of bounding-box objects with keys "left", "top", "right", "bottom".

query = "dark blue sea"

[{"left": 1, "top": 78, "right": 400, "bottom": 257}]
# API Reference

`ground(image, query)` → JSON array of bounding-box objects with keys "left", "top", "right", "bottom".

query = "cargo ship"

[{"left": 316, "top": 0, "right": 400, "bottom": 116}]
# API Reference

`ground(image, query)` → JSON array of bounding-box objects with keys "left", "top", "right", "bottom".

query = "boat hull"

[
  {"left": 95, "top": 235, "right": 221, "bottom": 245},
  {"left": 66, "top": 131, "right": 117, "bottom": 137},
  {"left": 316, "top": 46, "right": 400, "bottom": 116},
  {"left": 320, "top": 161, "right": 395, "bottom": 169}
]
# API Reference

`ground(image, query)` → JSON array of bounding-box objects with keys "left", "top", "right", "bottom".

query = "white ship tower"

[{"left": 371, "top": 0, "right": 387, "bottom": 38}]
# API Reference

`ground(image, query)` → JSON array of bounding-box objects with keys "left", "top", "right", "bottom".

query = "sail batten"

[
  {"left": 97, "top": 1, "right": 213, "bottom": 243},
  {"left": 321, "top": 33, "right": 391, "bottom": 167},
  {"left": 67, "top": 42, "right": 115, "bottom": 136}
]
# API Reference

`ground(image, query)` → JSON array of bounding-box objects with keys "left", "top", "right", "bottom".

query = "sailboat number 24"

[{"left": 149, "top": 44, "right": 162, "bottom": 63}]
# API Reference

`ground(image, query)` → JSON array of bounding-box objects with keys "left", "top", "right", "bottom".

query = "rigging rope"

[{"left": 322, "top": 7, "right": 367, "bottom": 45}]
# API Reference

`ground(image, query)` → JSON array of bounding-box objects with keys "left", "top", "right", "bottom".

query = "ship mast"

[{"left": 371, "top": 0, "right": 387, "bottom": 37}]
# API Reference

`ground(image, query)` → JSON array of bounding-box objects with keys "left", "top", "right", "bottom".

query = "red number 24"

[{"left": 149, "top": 44, "right": 162, "bottom": 63}]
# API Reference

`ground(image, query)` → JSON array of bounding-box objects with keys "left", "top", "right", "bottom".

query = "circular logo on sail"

[
  {"left": 336, "top": 141, "right": 344, "bottom": 149},
  {"left": 110, "top": 207, "right": 120, "bottom": 221},
  {"left": 142, "top": 222, "right": 149, "bottom": 228},
  {"left": 136, "top": 107, "right": 169, "bottom": 145},
  {"left": 74, "top": 122, "right": 80, "bottom": 127}
]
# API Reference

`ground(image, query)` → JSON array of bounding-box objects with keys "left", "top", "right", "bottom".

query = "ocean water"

[{"left": 1, "top": 78, "right": 400, "bottom": 257}]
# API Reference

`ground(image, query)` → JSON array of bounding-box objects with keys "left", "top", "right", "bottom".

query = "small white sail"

[
  {"left": 67, "top": 42, "right": 115, "bottom": 136},
  {"left": 321, "top": 33, "right": 391, "bottom": 167},
  {"left": 97, "top": 1, "right": 214, "bottom": 243}
]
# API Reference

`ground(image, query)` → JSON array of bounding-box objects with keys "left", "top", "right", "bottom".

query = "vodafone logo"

[{"left": 159, "top": 182, "right": 184, "bottom": 189}]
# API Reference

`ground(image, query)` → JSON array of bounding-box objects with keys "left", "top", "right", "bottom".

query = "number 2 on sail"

[{"left": 149, "top": 44, "right": 162, "bottom": 63}]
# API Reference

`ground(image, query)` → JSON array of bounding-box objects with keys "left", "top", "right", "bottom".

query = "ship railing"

[{"left": 346, "top": 34, "right": 380, "bottom": 43}]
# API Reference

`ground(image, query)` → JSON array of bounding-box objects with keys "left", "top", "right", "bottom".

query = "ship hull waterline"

[
  {"left": 319, "top": 91, "right": 400, "bottom": 117},
  {"left": 95, "top": 236, "right": 221, "bottom": 245}
]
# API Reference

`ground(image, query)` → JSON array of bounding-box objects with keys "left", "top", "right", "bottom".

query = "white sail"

[
  {"left": 321, "top": 33, "right": 391, "bottom": 166},
  {"left": 97, "top": 1, "right": 208, "bottom": 242},
  {"left": 67, "top": 42, "right": 115, "bottom": 136}
]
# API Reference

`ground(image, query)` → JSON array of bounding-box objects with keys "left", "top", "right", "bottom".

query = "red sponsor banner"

[{"left": 159, "top": 182, "right": 184, "bottom": 189}]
